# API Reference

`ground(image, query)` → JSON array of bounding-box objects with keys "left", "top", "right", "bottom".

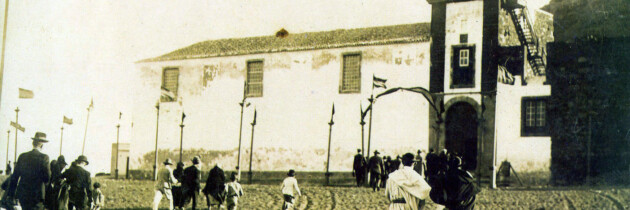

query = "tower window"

[{"left": 451, "top": 45, "right": 475, "bottom": 88}]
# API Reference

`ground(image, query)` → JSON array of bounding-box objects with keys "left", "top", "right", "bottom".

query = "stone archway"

[{"left": 445, "top": 102, "right": 478, "bottom": 170}]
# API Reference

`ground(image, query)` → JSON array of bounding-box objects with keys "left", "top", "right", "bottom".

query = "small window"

[
  {"left": 161, "top": 68, "right": 179, "bottom": 102},
  {"left": 340, "top": 53, "right": 361, "bottom": 93},
  {"left": 460, "top": 34, "right": 468, "bottom": 43},
  {"left": 246, "top": 60, "right": 263, "bottom": 97},
  {"left": 451, "top": 45, "right": 475, "bottom": 88},
  {"left": 459, "top": 49, "right": 469, "bottom": 67},
  {"left": 521, "top": 97, "right": 549, "bottom": 136}
]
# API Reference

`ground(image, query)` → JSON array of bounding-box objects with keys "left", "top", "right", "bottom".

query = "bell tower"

[{"left": 427, "top": 0, "right": 501, "bottom": 184}]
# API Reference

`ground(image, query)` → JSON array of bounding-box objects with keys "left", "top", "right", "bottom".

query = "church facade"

[{"left": 131, "top": 0, "right": 553, "bottom": 177}]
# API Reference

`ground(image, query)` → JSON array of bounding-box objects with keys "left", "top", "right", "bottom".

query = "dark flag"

[
  {"left": 375, "top": 86, "right": 442, "bottom": 115},
  {"left": 252, "top": 109, "right": 257, "bottom": 125},
  {"left": 361, "top": 103, "right": 371, "bottom": 121},
  {"left": 330, "top": 103, "right": 335, "bottom": 122},
  {"left": 373, "top": 75, "right": 387, "bottom": 89},
  {"left": 119, "top": 112, "right": 122, "bottom": 120},
  {"left": 182, "top": 112, "right": 186, "bottom": 123}
]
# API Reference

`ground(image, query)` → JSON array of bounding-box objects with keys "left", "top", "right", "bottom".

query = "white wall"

[
  {"left": 496, "top": 77, "right": 551, "bottom": 172},
  {"left": 131, "top": 42, "right": 432, "bottom": 171}
]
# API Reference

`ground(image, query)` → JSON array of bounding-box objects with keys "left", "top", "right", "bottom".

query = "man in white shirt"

[
  {"left": 385, "top": 153, "right": 432, "bottom": 210},
  {"left": 280, "top": 169, "right": 301, "bottom": 209}
]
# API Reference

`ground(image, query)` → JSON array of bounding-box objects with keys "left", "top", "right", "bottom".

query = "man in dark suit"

[
  {"left": 367, "top": 150, "right": 384, "bottom": 192},
  {"left": 7, "top": 132, "right": 51, "bottom": 210},
  {"left": 182, "top": 156, "right": 202, "bottom": 210},
  {"left": 61, "top": 155, "right": 92, "bottom": 210},
  {"left": 352, "top": 149, "right": 366, "bottom": 187}
]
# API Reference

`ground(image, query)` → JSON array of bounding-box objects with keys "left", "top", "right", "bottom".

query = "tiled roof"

[{"left": 141, "top": 23, "right": 430, "bottom": 62}]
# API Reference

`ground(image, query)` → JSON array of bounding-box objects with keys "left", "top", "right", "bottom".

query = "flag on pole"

[
  {"left": 252, "top": 109, "right": 257, "bottom": 125},
  {"left": 373, "top": 75, "right": 387, "bottom": 89},
  {"left": 332, "top": 104, "right": 335, "bottom": 116},
  {"left": 10, "top": 121, "right": 24, "bottom": 132},
  {"left": 498, "top": 65, "right": 515, "bottom": 85},
  {"left": 88, "top": 98, "right": 94, "bottom": 110},
  {"left": 18, "top": 88, "right": 34, "bottom": 99},
  {"left": 161, "top": 86, "right": 176, "bottom": 102},
  {"left": 119, "top": 112, "right": 122, "bottom": 120},
  {"left": 182, "top": 112, "right": 186, "bottom": 123},
  {"left": 63, "top": 116, "right": 73, "bottom": 125}
]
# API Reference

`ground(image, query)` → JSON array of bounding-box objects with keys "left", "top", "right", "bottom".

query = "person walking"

[
  {"left": 424, "top": 149, "right": 437, "bottom": 180},
  {"left": 47, "top": 156, "right": 68, "bottom": 209},
  {"left": 153, "top": 158, "right": 178, "bottom": 210},
  {"left": 6, "top": 132, "right": 51, "bottom": 210},
  {"left": 203, "top": 163, "right": 226, "bottom": 210},
  {"left": 385, "top": 153, "right": 432, "bottom": 210},
  {"left": 225, "top": 172, "right": 243, "bottom": 210},
  {"left": 367, "top": 150, "right": 385, "bottom": 192},
  {"left": 352, "top": 149, "right": 366, "bottom": 187},
  {"left": 172, "top": 162, "right": 185, "bottom": 209},
  {"left": 181, "top": 156, "right": 202, "bottom": 210},
  {"left": 413, "top": 150, "right": 426, "bottom": 176},
  {"left": 281, "top": 169, "right": 301, "bottom": 210},
  {"left": 91, "top": 182, "right": 104, "bottom": 210},
  {"left": 444, "top": 157, "right": 480, "bottom": 210},
  {"left": 62, "top": 155, "right": 92, "bottom": 210}
]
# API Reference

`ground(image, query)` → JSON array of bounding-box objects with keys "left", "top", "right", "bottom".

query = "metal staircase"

[{"left": 504, "top": 0, "right": 546, "bottom": 75}]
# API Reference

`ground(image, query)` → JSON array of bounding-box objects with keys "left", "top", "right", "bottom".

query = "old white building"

[{"left": 131, "top": 0, "right": 553, "bottom": 179}]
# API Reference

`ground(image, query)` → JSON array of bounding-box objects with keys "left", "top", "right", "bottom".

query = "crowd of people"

[
  {"left": 0, "top": 131, "right": 479, "bottom": 210},
  {"left": 0, "top": 132, "right": 101, "bottom": 210},
  {"left": 153, "top": 156, "right": 245, "bottom": 210},
  {"left": 353, "top": 148, "right": 481, "bottom": 209}
]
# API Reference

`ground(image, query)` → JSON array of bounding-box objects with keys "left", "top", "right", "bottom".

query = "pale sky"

[{"left": 0, "top": 0, "right": 550, "bottom": 174}]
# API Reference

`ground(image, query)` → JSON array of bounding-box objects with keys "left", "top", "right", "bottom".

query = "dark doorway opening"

[{"left": 445, "top": 102, "right": 478, "bottom": 171}]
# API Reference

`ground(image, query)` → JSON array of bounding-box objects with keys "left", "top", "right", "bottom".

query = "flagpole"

[
  {"left": 5, "top": 130, "right": 9, "bottom": 168},
  {"left": 115, "top": 123, "right": 120, "bottom": 179},
  {"left": 153, "top": 103, "right": 160, "bottom": 181},
  {"left": 59, "top": 126, "right": 64, "bottom": 156},
  {"left": 13, "top": 107, "right": 18, "bottom": 163},
  {"left": 367, "top": 80, "right": 374, "bottom": 161},
  {"left": 81, "top": 105, "right": 92, "bottom": 155},
  {"left": 325, "top": 103, "right": 334, "bottom": 186},
  {"left": 248, "top": 109, "right": 256, "bottom": 184},
  {"left": 237, "top": 81, "right": 247, "bottom": 179},
  {"left": 360, "top": 104, "right": 365, "bottom": 157},
  {"left": 0, "top": 0, "right": 9, "bottom": 110},
  {"left": 179, "top": 116, "right": 185, "bottom": 163}
]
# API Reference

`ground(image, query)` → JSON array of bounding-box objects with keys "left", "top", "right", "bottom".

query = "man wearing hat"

[
  {"left": 182, "top": 156, "right": 202, "bottom": 209},
  {"left": 367, "top": 150, "right": 385, "bottom": 192},
  {"left": 153, "top": 158, "right": 178, "bottom": 210},
  {"left": 352, "top": 149, "right": 366, "bottom": 187},
  {"left": 7, "top": 131, "right": 51, "bottom": 210},
  {"left": 62, "top": 155, "right": 92, "bottom": 210}
]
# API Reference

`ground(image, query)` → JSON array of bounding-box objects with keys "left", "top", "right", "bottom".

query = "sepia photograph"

[{"left": 0, "top": 0, "right": 628, "bottom": 209}]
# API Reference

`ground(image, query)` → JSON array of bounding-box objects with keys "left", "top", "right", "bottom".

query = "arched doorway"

[{"left": 445, "top": 102, "right": 478, "bottom": 170}]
